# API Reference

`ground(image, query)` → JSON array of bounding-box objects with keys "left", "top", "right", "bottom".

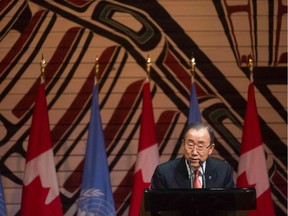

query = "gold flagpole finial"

[
  {"left": 190, "top": 54, "right": 196, "bottom": 77},
  {"left": 40, "top": 54, "right": 46, "bottom": 80},
  {"left": 146, "top": 54, "right": 151, "bottom": 79},
  {"left": 248, "top": 55, "right": 253, "bottom": 82},
  {"left": 95, "top": 56, "right": 99, "bottom": 83}
]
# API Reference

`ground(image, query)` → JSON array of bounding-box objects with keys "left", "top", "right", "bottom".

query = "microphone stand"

[
  {"left": 187, "top": 160, "right": 193, "bottom": 188},
  {"left": 199, "top": 160, "right": 206, "bottom": 188}
]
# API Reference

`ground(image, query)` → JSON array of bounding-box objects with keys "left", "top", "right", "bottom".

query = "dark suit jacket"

[{"left": 151, "top": 156, "right": 234, "bottom": 189}]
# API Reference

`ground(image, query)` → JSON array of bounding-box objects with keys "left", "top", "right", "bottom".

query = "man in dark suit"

[{"left": 151, "top": 122, "right": 234, "bottom": 189}]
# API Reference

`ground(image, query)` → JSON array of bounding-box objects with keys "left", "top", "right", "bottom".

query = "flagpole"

[
  {"left": 190, "top": 54, "right": 196, "bottom": 83},
  {"left": 95, "top": 56, "right": 99, "bottom": 84},
  {"left": 248, "top": 56, "right": 254, "bottom": 83},
  {"left": 146, "top": 54, "right": 151, "bottom": 80},
  {"left": 40, "top": 54, "right": 46, "bottom": 82}
]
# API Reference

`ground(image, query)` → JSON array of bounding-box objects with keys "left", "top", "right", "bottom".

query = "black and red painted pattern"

[{"left": 0, "top": 1, "right": 286, "bottom": 215}]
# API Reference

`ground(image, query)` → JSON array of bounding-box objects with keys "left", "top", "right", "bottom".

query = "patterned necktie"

[{"left": 193, "top": 170, "right": 202, "bottom": 188}]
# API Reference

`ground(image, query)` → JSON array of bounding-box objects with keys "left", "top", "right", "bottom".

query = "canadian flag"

[
  {"left": 20, "top": 79, "right": 63, "bottom": 216},
  {"left": 237, "top": 81, "right": 275, "bottom": 216},
  {"left": 128, "top": 78, "right": 160, "bottom": 216}
]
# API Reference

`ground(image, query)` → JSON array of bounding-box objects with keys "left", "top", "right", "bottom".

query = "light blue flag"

[
  {"left": 0, "top": 174, "right": 7, "bottom": 216},
  {"left": 77, "top": 84, "right": 116, "bottom": 216},
  {"left": 188, "top": 82, "right": 202, "bottom": 123}
]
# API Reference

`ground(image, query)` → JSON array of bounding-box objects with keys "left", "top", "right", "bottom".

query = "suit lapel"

[
  {"left": 205, "top": 158, "right": 217, "bottom": 188},
  {"left": 175, "top": 157, "right": 190, "bottom": 188}
]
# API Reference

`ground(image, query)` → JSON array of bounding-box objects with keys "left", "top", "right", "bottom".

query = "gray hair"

[{"left": 183, "top": 122, "right": 215, "bottom": 144}]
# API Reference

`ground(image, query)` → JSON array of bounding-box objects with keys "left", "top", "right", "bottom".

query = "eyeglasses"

[{"left": 184, "top": 140, "right": 212, "bottom": 152}]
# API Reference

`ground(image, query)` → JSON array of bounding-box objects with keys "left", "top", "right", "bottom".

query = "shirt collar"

[{"left": 185, "top": 159, "right": 206, "bottom": 178}]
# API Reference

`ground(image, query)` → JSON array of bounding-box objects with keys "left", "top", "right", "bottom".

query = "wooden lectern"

[{"left": 141, "top": 188, "right": 256, "bottom": 216}]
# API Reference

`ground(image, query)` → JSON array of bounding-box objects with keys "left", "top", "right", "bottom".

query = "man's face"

[{"left": 182, "top": 127, "right": 215, "bottom": 169}]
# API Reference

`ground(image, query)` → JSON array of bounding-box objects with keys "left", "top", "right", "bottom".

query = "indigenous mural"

[{"left": 0, "top": 0, "right": 287, "bottom": 215}]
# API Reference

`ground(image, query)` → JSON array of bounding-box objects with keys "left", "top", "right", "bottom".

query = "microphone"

[
  {"left": 187, "top": 160, "right": 193, "bottom": 179},
  {"left": 199, "top": 160, "right": 206, "bottom": 188}
]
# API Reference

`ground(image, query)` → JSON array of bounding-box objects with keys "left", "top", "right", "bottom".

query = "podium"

[{"left": 141, "top": 188, "right": 256, "bottom": 216}]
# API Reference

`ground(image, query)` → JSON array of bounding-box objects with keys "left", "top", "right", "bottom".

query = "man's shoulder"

[
  {"left": 207, "top": 157, "right": 232, "bottom": 168},
  {"left": 158, "top": 157, "right": 184, "bottom": 168}
]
